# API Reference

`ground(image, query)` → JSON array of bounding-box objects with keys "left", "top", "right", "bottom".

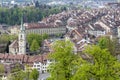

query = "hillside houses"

[
  {"left": 9, "top": 6, "right": 120, "bottom": 39},
  {"left": 87, "top": 23, "right": 106, "bottom": 37},
  {"left": 8, "top": 6, "right": 120, "bottom": 55},
  {"left": 6, "top": 5, "right": 120, "bottom": 76},
  {"left": 0, "top": 53, "right": 51, "bottom": 75}
]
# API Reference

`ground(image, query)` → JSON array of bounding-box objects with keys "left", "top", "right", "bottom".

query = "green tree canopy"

[
  {"left": 30, "top": 39, "right": 40, "bottom": 52},
  {"left": 8, "top": 71, "right": 26, "bottom": 80},
  {"left": 0, "top": 64, "right": 5, "bottom": 75},
  {"left": 0, "top": 6, "right": 63, "bottom": 25},
  {"left": 29, "top": 69, "right": 39, "bottom": 80},
  {"left": 27, "top": 33, "right": 49, "bottom": 52},
  {"left": 73, "top": 45, "right": 120, "bottom": 80},
  {"left": 42, "top": 33, "right": 49, "bottom": 39},
  {"left": 48, "top": 40, "right": 79, "bottom": 80},
  {"left": 98, "top": 36, "right": 117, "bottom": 55},
  {"left": 11, "top": 63, "right": 23, "bottom": 73},
  {"left": 0, "top": 34, "right": 17, "bottom": 43},
  {"left": 27, "top": 33, "right": 42, "bottom": 46},
  {"left": 48, "top": 40, "right": 120, "bottom": 80},
  {"left": 27, "top": 33, "right": 49, "bottom": 46}
]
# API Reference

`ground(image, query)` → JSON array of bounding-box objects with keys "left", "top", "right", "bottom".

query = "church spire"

[
  {"left": 20, "top": 16, "right": 25, "bottom": 31},
  {"left": 18, "top": 16, "right": 26, "bottom": 54}
]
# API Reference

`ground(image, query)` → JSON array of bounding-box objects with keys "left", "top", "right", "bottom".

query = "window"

[
  {"left": 37, "top": 68, "right": 40, "bottom": 70},
  {"left": 37, "top": 65, "right": 40, "bottom": 67},
  {"left": 35, "top": 62, "right": 39, "bottom": 64},
  {"left": 21, "top": 35, "right": 22, "bottom": 38},
  {"left": 34, "top": 65, "right": 36, "bottom": 67}
]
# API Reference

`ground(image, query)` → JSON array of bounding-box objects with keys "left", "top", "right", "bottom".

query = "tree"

[
  {"left": 0, "top": 34, "right": 17, "bottom": 53},
  {"left": 29, "top": 69, "right": 39, "bottom": 80},
  {"left": 0, "top": 6, "right": 62, "bottom": 25},
  {"left": 48, "top": 40, "right": 79, "bottom": 80},
  {"left": 73, "top": 45, "right": 120, "bottom": 80},
  {"left": 11, "top": 63, "right": 23, "bottom": 73},
  {"left": 0, "top": 64, "right": 4, "bottom": 75},
  {"left": 42, "top": 33, "right": 49, "bottom": 40},
  {"left": 98, "top": 36, "right": 117, "bottom": 55},
  {"left": 97, "top": 36, "right": 115, "bottom": 49},
  {"left": 8, "top": 71, "right": 26, "bottom": 80},
  {"left": 27, "top": 33, "right": 42, "bottom": 46},
  {"left": 8, "top": 65, "right": 39, "bottom": 80},
  {"left": 27, "top": 33, "right": 49, "bottom": 48},
  {"left": 30, "top": 39, "right": 40, "bottom": 52},
  {"left": 0, "top": 34, "right": 17, "bottom": 44}
]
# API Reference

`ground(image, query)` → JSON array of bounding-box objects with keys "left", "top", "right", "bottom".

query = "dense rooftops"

[{"left": 0, "top": 53, "right": 48, "bottom": 64}]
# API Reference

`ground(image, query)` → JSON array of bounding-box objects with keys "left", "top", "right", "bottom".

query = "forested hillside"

[{"left": 0, "top": 6, "right": 63, "bottom": 25}]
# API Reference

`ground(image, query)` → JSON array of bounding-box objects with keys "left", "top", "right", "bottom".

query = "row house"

[
  {"left": 0, "top": 54, "right": 28, "bottom": 64},
  {"left": 27, "top": 53, "right": 52, "bottom": 73},
  {"left": 41, "top": 39, "right": 53, "bottom": 53},
  {"left": 87, "top": 24, "right": 106, "bottom": 37},
  {"left": 0, "top": 53, "right": 52, "bottom": 74},
  {"left": 95, "top": 21, "right": 111, "bottom": 33},
  {"left": 65, "top": 27, "right": 92, "bottom": 53},
  {"left": 24, "top": 22, "right": 66, "bottom": 36},
  {"left": 75, "top": 38, "right": 90, "bottom": 52},
  {"left": 66, "top": 9, "right": 107, "bottom": 28}
]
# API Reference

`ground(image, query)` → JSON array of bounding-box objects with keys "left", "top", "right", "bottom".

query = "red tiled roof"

[
  {"left": 0, "top": 54, "right": 4, "bottom": 59},
  {"left": 23, "top": 55, "right": 29, "bottom": 63},
  {"left": 28, "top": 53, "right": 48, "bottom": 63},
  {"left": 0, "top": 53, "right": 49, "bottom": 64},
  {"left": 25, "top": 22, "right": 60, "bottom": 29},
  {"left": 42, "top": 53, "right": 48, "bottom": 61},
  {"left": 4, "top": 54, "right": 9, "bottom": 59},
  {"left": 7, "top": 54, "right": 15, "bottom": 59}
]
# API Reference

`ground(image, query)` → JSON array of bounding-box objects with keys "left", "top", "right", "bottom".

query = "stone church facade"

[{"left": 9, "top": 19, "right": 26, "bottom": 55}]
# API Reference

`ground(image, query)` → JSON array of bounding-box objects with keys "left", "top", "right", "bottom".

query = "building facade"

[
  {"left": 18, "top": 20, "right": 26, "bottom": 54},
  {"left": 9, "top": 19, "right": 26, "bottom": 55},
  {"left": 33, "top": 59, "right": 52, "bottom": 73},
  {"left": 24, "top": 23, "right": 66, "bottom": 35},
  {"left": 10, "top": 25, "right": 20, "bottom": 35},
  {"left": 9, "top": 40, "right": 19, "bottom": 54}
]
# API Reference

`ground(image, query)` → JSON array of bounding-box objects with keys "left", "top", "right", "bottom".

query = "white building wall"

[
  {"left": 117, "top": 26, "right": 120, "bottom": 43},
  {"left": 118, "top": 26, "right": 120, "bottom": 38},
  {"left": 26, "top": 27, "right": 66, "bottom": 35},
  {"left": 9, "top": 47, "right": 18, "bottom": 54},
  {"left": 18, "top": 32, "right": 26, "bottom": 54},
  {"left": 33, "top": 60, "right": 53, "bottom": 73},
  {"left": 33, "top": 62, "right": 43, "bottom": 73},
  {"left": 88, "top": 30, "right": 106, "bottom": 37}
]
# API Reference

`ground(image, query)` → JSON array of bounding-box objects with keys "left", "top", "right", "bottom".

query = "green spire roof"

[{"left": 20, "top": 17, "right": 25, "bottom": 31}]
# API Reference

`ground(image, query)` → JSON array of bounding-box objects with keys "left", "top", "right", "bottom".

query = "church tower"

[{"left": 18, "top": 18, "right": 26, "bottom": 54}]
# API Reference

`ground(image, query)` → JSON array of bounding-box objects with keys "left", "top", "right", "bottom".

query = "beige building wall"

[
  {"left": 10, "top": 27, "right": 20, "bottom": 35},
  {"left": 26, "top": 27, "right": 66, "bottom": 35},
  {"left": 9, "top": 47, "right": 18, "bottom": 54}
]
